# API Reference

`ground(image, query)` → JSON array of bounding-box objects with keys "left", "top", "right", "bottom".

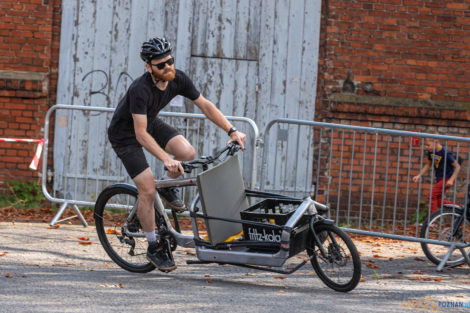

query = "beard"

[{"left": 152, "top": 67, "right": 176, "bottom": 82}]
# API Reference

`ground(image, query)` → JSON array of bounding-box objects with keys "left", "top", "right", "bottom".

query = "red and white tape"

[{"left": 0, "top": 138, "right": 47, "bottom": 170}]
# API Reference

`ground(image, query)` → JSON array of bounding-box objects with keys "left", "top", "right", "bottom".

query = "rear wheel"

[
  {"left": 307, "top": 224, "right": 361, "bottom": 292},
  {"left": 420, "top": 208, "right": 470, "bottom": 267},
  {"left": 94, "top": 184, "right": 155, "bottom": 273}
]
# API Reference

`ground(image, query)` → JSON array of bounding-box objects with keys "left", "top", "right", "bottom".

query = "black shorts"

[{"left": 112, "top": 118, "right": 180, "bottom": 179}]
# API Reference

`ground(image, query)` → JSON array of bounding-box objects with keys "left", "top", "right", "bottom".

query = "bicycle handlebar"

[{"left": 165, "top": 142, "right": 241, "bottom": 173}]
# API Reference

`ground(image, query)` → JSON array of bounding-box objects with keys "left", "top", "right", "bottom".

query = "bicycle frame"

[
  {"left": 193, "top": 196, "right": 316, "bottom": 267},
  {"left": 120, "top": 177, "right": 199, "bottom": 247},
  {"left": 119, "top": 176, "right": 331, "bottom": 268}
]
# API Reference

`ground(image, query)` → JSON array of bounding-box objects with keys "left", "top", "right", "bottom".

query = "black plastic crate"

[{"left": 240, "top": 199, "right": 309, "bottom": 255}]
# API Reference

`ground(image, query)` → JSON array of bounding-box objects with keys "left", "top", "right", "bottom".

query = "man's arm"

[
  {"left": 193, "top": 95, "right": 247, "bottom": 149},
  {"left": 132, "top": 114, "right": 183, "bottom": 175}
]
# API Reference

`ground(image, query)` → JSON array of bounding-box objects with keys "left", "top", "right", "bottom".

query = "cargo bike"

[{"left": 94, "top": 143, "right": 362, "bottom": 292}]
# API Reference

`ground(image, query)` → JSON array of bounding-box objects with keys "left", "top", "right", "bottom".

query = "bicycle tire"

[
  {"left": 307, "top": 224, "right": 361, "bottom": 292},
  {"left": 94, "top": 184, "right": 156, "bottom": 273},
  {"left": 420, "top": 208, "right": 470, "bottom": 267}
]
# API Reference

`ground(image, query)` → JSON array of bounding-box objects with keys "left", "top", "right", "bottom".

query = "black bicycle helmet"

[{"left": 140, "top": 37, "right": 172, "bottom": 63}]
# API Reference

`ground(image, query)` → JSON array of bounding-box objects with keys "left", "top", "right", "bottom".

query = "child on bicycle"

[{"left": 413, "top": 137, "right": 461, "bottom": 213}]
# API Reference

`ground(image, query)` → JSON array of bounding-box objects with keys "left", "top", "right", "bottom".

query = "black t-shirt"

[{"left": 108, "top": 69, "right": 200, "bottom": 146}]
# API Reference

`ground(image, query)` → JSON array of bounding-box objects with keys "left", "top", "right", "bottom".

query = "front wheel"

[
  {"left": 420, "top": 208, "right": 470, "bottom": 267},
  {"left": 94, "top": 184, "right": 155, "bottom": 273},
  {"left": 307, "top": 224, "right": 361, "bottom": 292}
]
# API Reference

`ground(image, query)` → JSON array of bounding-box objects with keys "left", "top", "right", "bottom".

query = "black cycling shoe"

[
  {"left": 157, "top": 187, "right": 185, "bottom": 211},
  {"left": 146, "top": 243, "right": 176, "bottom": 272}
]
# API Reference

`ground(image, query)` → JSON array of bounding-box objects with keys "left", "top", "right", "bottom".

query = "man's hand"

[
  {"left": 412, "top": 175, "right": 420, "bottom": 183},
  {"left": 163, "top": 158, "right": 184, "bottom": 177},
  {"left": 445, "top": 179, "right": 454, "bottom": 187},
  {"left": 228, "top": 130, "right": 247, "bottom": 150}
]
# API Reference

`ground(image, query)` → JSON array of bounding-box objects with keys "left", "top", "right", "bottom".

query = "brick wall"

[
  {"left": 315, "top": 0, "right": 470, "bottom": 223},
  {"left": 0, "top": 0, "right": 61, "bottom": 186},
  {"left": 317, "top": 0, "right": 470, "bottom": 124}
]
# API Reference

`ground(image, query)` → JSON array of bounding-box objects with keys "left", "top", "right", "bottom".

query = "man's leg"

[
  {"left": 133, "top": 167, "right": 176, "bottom": 272},
  {"left": 150, "top": 117, "right": 195, "bottom": 210},
  {"left": 164, "top": 134, "right": 196, "bottom": 178},
  {"left": 133, "top": 168, "right": 157, "bottom": 233},
  {"left": 155, "top": 135, "right": 195, "bottom": 210}
]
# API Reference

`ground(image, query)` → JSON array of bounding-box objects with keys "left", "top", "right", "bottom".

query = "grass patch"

[{"left": 0, "top": 180, "right": 45, "bottom": 209}]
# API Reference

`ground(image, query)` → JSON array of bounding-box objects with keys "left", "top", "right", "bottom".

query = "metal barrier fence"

[
  {"left": 41, "top": 104, "right": 260, "bottom": 226},
  {"left": 260, "top": 118, "right": 470, "bottom": 269},
  {"left": 41, "top": 106, "right": 470, "bottom": 269}
]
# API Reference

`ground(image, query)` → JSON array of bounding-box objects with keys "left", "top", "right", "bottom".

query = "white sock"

[{"left": 145, "top": 231, "right": 157, "bottom": 244}]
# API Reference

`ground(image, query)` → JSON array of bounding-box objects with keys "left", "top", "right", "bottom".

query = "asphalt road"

[{"left": 0, "top": 222, "right": 469, "bottom": 313}]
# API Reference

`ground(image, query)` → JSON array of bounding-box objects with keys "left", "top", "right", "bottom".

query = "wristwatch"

[{"left": 227, "top": 127, "right": 237, "bottom": 136}]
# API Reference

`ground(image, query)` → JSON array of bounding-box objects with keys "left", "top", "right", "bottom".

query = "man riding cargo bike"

[{"left": 107, "top": 37, "right": 246, "bottom": 272}]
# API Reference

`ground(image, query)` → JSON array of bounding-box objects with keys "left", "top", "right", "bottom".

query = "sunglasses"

[{"left": 150, "top": 57, "right": 174, "bottom": 70}]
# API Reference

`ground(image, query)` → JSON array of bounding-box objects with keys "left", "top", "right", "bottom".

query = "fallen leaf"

[
  {"left": 456, "top": 295, "right": 464, "bottom": 298},
  {"left": 5, "top": 273, "right": 13, "bottom": 278},
  {"left": 0, "top": 252, "right": 8, "bottom": 257},
  {"left": 78, "top": 241, "right": 92, "bottom": 245},
  {"left": 273, "top": 276, "right": 287, "bottom": 279},
  {"left": 278, "top": 290, "right": 285, "bottom": 293},
  {"left": 360, "top": 279, "right": 366, "bottom": 282},
  {"left": 47, "top": 225, "right": 60, "bottom": 229},
  {"left": 388, "top": 258, "right": 394, "bottom": 261},
  {"left": 78, "top": 237, "right": 89, "bottom": 241},
  {"left": 365, "top": 263, "right": 380, "bottom": 269},
  {"left": 100, "top": 283, "right": 123, "bottom": 288},
  {"left": 414, "top": 257, "right": 425, "bottom": 262},
  {"left": 434, "top": 278, "right": 442, "bottom": 282},
  {"left": 106, "top": 229, "right": 120, "bottom": 235},
  {"left": 422, "top": 277, "right": 433, "bottom": 281},
  {"left": 244, "top": 273, "right": 254, "bottom": 276},
  {"left": 413, "top": 270, "right": 422, "bottom": 274},
  {"left": 204, "top": 274, "right": 212, "bottom": 277},
  {"left": 205, "top": 280, "right": 212, "bottom": 283},
  {"left": 407, "top": 276, "right": 421, "bottom": 280}
]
